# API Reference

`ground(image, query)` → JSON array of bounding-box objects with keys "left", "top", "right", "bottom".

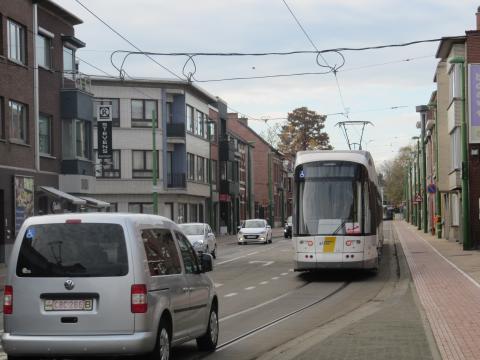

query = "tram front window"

[{"left": 296, "top": 162, "right": 364, "bottom": 236}]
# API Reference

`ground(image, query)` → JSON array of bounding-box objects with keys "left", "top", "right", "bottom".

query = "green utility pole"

[
  {"left": 432, "top": 102, "right": 442, "bottom": 238},
  {"left": 450, "top": 57, "right": 471, "bottom": 249},
  {"left": 152, "top": 109, "right": 158, "bottom": 215},
  {"left": 416, "top": 105, "right": 429, "bottom": 233},
  {"left": 416, "top": 139, "right": 421, "bottom": 230},
  {"left": 409, "top": 161, "right": 413, "bottom": 224},
  {"left": 268, "top": 152, "right": 274, "bottom": 227}
]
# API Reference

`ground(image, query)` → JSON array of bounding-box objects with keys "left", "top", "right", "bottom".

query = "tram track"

[{"left": 214, "top": 281, "right": 351, "bottom": 352}]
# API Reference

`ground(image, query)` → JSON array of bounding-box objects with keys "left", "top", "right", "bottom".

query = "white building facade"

[{"left": 90, "top": 78, "right": 214, "bottom": 223}]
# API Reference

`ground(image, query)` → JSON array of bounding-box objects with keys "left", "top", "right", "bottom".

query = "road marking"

[
  {"left": 220, "top": 291, "right": 292, "bottom": 322},
  {"left": 224, "top": 292, "right": 238, "bottom": 298},
  {"left": 245, "top": 286, "right": 256, "bottom": 290},
  {"left": 271, "top": 277, "right": 279, "bottom": 280},
  {"left": 249, "top": 260, "right": 274, "bottom": 267},
  {"left": 281, "top": 272, "right": 289, "bottom": 276},
  {"left": 289, "top": 268, "right": 294, "bottom": 272},
  {"left": 216, "top": 251, "right": 260, "bottom": 265},
  {"left": 259, "top": 281, "right": 269, "bottom": 285},
  {"left": 214, "top": 283, "right": 223, "bottom": 288}
]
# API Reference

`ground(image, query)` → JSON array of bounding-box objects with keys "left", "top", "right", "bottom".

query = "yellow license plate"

[{"left": 323, "top": 236, "right": 336, "bottom": 253}]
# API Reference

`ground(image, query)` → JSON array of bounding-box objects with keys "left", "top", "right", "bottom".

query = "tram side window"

[{"left": 364, "top": 181, "right": 377, "bottom": 235}]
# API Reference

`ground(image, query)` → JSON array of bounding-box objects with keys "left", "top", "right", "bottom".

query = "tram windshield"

[{"left": 295, "top": 161, "right": 369, "bottom": 236}]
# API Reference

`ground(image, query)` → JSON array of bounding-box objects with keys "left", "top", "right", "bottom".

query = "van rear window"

[{"left": 16, "top": 223, "right": 128, "bottom": 277}]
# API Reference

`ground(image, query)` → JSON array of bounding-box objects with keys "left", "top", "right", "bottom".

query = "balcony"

[
  {"left": 219, "top": 139, "right": 235, "bottom": 162},
  {"left": 62, "top": 72, "right": 92, "bottom": 93},
  {"left": 167, "top": 172, "right": 186, "bottom": 188},
  {"left": 167, "top": 123, "right": 186, "bottom": 137}
]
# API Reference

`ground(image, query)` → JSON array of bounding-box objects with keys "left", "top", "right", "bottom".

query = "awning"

[
  {"left": 39, "top": 186, "right": 87, "bottom": 205},
  {"left": 78, "top": 196, "right": 110, "bottom": 208}
]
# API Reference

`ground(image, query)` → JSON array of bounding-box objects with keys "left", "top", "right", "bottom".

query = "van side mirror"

[{"left": 201, "top": 253, "right": 213, "bottom": 272}]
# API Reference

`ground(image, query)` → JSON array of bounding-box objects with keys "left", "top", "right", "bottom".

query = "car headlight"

[{"left": 192, "top": 240, "right": 204, "bottom": 249}]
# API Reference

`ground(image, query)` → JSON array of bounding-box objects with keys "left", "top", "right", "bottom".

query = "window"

[
  {"left": 63, "top": 46, "right": 74, "bottom": 78},
  {"left": 197, "top": 156, "right": 205, "bottom": 182},
  {"left": 128, "top": 203, "right": 153, "bottom": 214},
  {"left": 211, "top": 160, "right": 217, "bottom": 184},
  {"left": 164, "top": 203, "right": 174, "bottom": 220},
  {"left": 16, "top": 223, "right": 128, "bottom": 277},
  {"left": 167, "top": 150, "right": 173, "bottom": 179},
  {"left": 451, "top": 127, "right": 461, "bottom": 170},
  {"left": 39, "top": 114, "right": 51, "bottom": 154},
  {"left": 131, "top": 99, "right": 157, "bottom": 127},
  {"left": 196, "top": 111, "right": 205, "bottom": 137},
  {"left": 220, "top": 161, "right": 227, "bottom": 181},
  {"left": 36, "top": 33, "right": 51, "bottom": 69},
  {"left": 141, "top": 229, "right": 181, "bottom": 276},
  {"left": 132, "top": 150, "right": 158, "bottom": 178},
  {"left": 175, "top": 231, "right": 200, "bottom": 274},
  {"left": 107, "top": 203, "right": 118, "bottom": 212},
  {"left": 198, "top": 204, "right": 204, "bottom": 222},
  {"left": 94, "top": 98, "right": 120, "bottom": 127},
  {"left": 189, "top": 203, "right": 198, "bottom": 222},
  {"left": 449, "top": 64, "right": 462, "bottom": 102},
  {"left": 178, "top": 203, "right": 187, "bottom": 223},
  {"left": 166, "top": 102, "right": 173, "bottom": 124},
  {"left": 8, "top": 19, "right": 26, "bottom": 64},
  {"left": 186, "top": 105, "right": 194, "bottom": 133},
  {"left": 9, "top": 100, "right": 27, "bottom": 143},
  {"left": 187, "top": 153, "right": 195, "bottom": 180},
  {"left": 75, "top": 119, "right": 89, "bottom": 158},
  {"left": 95, "top": 150, "right": 121, "bottom": 178},
  {"left": 209, "top": 122, "right": 217, "bottom": 142},
  {"left": 451, "top": 193, "right": 460, "bottom": 226},
  {"left": 0, "top": 97, "right": 4, "bottom": 139}
]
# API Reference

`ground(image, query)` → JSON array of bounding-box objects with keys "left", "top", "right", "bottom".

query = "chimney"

[
  {"left": 477, "top": 6, "right": 480, "bottom": 30},
  {"left": 238, "top": 116, "right": 248, "bottom": 127}
]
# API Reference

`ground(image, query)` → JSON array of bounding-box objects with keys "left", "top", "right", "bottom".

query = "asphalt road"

[{"left": 172, "top": 222, "right": 437, "bottom": 360}]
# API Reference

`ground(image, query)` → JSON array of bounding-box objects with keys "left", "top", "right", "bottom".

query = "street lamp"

[
  {"left": 416, "top": 105, "right": 429, "bottom": 234},
  {"left": 449, "top": 56, "right": 471, "bottom": 250}
]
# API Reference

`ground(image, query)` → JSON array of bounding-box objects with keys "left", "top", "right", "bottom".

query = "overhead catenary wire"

[{"left": 73, "top": 0, "right": 184, "bottom": 81}]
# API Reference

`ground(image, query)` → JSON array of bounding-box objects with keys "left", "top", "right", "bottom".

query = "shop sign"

[
  {"left": 97, "top": 105, "right": 112, "bottom": 159},
  {"left": 468, "top": 64, "right": 480, "bottom": 143},
  {"left": 14, "top": 175, "right": 34, "bottom": 234}
]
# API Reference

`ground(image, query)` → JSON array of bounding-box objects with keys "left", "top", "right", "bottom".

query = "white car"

[
  {"left": 179, "top": 223, "right": 217, "bottom": 258},
  {"left": 237, "top": 219, "right": 272, "bottom": 245}
]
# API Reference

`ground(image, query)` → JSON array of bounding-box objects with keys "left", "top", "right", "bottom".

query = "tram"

[{"left": 292, "top": 150, "right": 383, "bottom": 272}]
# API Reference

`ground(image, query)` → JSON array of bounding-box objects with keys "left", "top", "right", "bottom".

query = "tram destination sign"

[{"left": 97, "top": 105, "right": 112, "bottom": 160}]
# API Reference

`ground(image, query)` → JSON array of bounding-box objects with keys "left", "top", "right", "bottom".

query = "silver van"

[{"left": 2, "top": 213, "right": 219, "bottom": 359}]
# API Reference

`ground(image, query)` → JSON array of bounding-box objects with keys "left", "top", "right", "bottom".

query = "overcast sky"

[{"left": 55, "top": 0, "right": 480, "bottom": 165}]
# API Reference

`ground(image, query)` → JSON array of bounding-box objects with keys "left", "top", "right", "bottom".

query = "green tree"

[
  {"left": 380, "top": 146, "right": 413, "bottom": 205},
  {"left": 278, "top": 107, "right": 332, "bottom": 157}
]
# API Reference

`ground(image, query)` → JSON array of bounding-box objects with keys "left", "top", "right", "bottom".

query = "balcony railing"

[
  {"left": 167, "top": 123, "right": 186, "bottom": 137},
  {"left": 62, "top": 72, "right": 92, "bottom": 93},
  {"left": 167, "top": 172, "right": 186, "bottom": 188}
]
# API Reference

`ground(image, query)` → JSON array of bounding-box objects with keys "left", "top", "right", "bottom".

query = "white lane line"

[
  {"left": 281, "top": 272, "right": 289, "bottom": 276},
  {"left": 220, "top": 292, "right": 292, "bottom": 322},
  {"left": 214, "top": 283, "right": 223, "bottom": 288},
  {"left": 271, "top": 277, "right": 280, "bottom": 280},
  {"left": 216, "top": 251, "right": 260, "bottom": 265},
  {"left": 244, "top": 286, "right": 256, "bottom": 290},
  {"left": 289, "top": 268, "right": 294, "bottom": 272},
  {"left": 224, "top": 292, "right": 238, "bottom": 298},
  {"left": 259, "top": 281, "right": 269, "bottom": 285}
]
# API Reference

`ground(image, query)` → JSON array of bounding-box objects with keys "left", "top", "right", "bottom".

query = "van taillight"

[
  {"left": 131, "top": 284, "right": 147, "bottom": 313},
  {"left": 65, "top": 219, "right": 82, "bottom": 224},
  {"left": 4, "top": 285, "right": 13, "bottom": 314}
]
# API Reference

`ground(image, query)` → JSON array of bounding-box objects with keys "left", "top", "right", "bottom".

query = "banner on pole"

[{"left": 97, "top": 105, "right": 112, "bottom": 159}]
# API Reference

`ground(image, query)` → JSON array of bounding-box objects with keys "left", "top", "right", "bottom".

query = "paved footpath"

[{"left": 394, "top": 221, "right": 480, "bottom": 360}]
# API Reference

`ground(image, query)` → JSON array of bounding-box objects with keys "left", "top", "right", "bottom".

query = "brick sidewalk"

[{"left": 394, "top": 221, "right": 480, "bottom": 360}]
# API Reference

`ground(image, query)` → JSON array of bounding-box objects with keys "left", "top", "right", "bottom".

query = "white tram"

[{"left": 292, "top": 150, "right": 383, "bottom": 271}]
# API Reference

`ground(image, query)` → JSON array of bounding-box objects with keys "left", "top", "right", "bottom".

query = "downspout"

[{"left": 33, "top": 3, "right": 40, "bottom": 172}]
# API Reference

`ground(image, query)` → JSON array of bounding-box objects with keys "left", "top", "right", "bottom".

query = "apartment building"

[
  {"left": 90, "top": 78, "right": 215, "bottom": 224},
  {"left": 0, "top": 0, "right": 93, "bottom": 260}
]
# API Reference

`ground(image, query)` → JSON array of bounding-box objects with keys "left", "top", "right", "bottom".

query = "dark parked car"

[{"left": 284, "top": 216, "right": 292, "bottom": 238}]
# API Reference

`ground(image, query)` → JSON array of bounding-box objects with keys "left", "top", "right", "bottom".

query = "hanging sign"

[
  {"left": 468, "top": 64, "right": 480, "bottom": 143},
  {"left": 97, "top": 105, "right": 112, "bottom": 159},
  {"left": 14, "top": 176, "right": 34, "bottom": 235}
]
